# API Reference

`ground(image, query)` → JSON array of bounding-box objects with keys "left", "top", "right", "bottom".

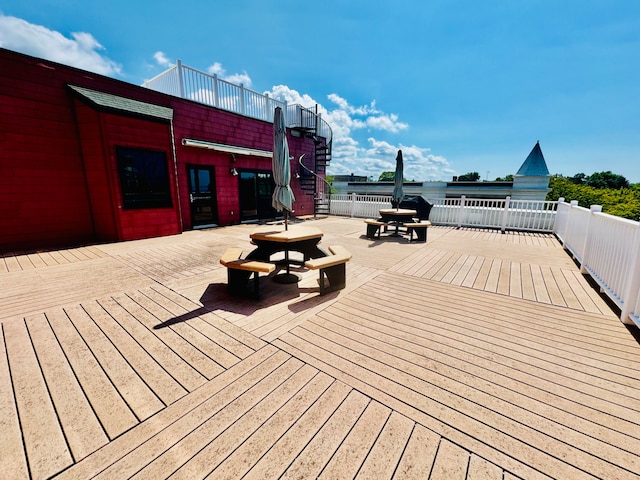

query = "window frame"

[{"left": 115, "top": 146, "right": 173, "bottom": 210}]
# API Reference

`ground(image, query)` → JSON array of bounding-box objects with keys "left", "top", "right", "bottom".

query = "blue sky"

[{"left": 2, "top": 1, "right": 639, "bottom": 182}]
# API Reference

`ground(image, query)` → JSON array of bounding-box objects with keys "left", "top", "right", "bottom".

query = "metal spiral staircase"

[{"left": 287, "top": 104, "right": 333, "bottom": 216}]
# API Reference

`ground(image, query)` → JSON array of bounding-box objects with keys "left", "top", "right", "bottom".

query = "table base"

[{"left": 273, "top": 272, "right": 301, "bottom": 284}]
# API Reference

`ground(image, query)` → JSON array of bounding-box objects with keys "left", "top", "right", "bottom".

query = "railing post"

[
  {"left": 239, "top": 83, "right": 245, "bottom": 115},
  {"left": 457, "top": 195, "right": 466, "bottom": 228},
  {"left": 620, "top": 220, "right": 640, "bottom": 325},
  {"left": 500, "top": 196, "right": 511, "bottom": 233},
  {"left": 176, "top": 59, "right": 185, "bottom": 98},
  {"left": 565, "top": 200, "right": 579, "bottom": 251},
  {"left": 351, "top": 193, "right": 356, "bottom": 218},
  {"left": 579, "top": 204, "right": 602, "bottom": 274},
  {"left": 552, "top": 197, "right": 564, "bottom": 238},
  {"left": 265, "top": 93, "right": 271, "bottom": 120},
  {"left": 212, "top": 73, "right": 219, "bottom": 107}
]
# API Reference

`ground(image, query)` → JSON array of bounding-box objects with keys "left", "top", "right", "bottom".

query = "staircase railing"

[{"left": 298, "top": 154, "right": 332, "bottom": 216}]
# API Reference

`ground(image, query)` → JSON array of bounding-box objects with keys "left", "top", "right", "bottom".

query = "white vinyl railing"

[
  {"left": 429, "top": 197, "right": 556, "bottom": 231},
  {"left": 330, "top": 193, "right": 640, "bottom": 326},
  {"left": 329, "top": 194, "right": 395, "bottom": 219},
  {"left": 554, "top": 199, "right": 640, "bottom": 327},
  {"left": 143, "top": 61, "right": 286, "bottom": 122},
  {"left": 142, "top": 60, "right": 332, "bottom": 146},
  {"left": 331, "top": 194, "right": 556, "bottom": 233}
]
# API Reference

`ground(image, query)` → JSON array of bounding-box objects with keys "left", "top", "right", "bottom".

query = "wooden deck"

[{"left": 1, "top": 217, "right": 639, "bottom": 479}]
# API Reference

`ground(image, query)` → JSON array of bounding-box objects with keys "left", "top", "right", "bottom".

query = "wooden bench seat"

[
  {"left": 220, "top": 248, "right": 275, "bottom": 299},
  {"left": 364, "top": 219, "right": 387, "bottom": 239},
  {"left": 404, "top": 221, "right": 432, "bottom": 242},
  {"left": 305, "top": 246, "right": 352, "bottom": 295}
]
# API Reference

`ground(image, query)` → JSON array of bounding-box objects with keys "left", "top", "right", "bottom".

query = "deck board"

[
  {"left": 273, "top": 273, "right": 640, "bottom": 479},
  {"left": 1, "top": 218, "right": 638, "bottom": 479},
  {"left": 277, "top": 390, "right": 371, "bottom": 480},
  {"left": 81, "top": 301, "right": 187, "bottom": 406},
  {"left": 274, "top": 332, "right": 551, "bottom": 480},
  {"left": 319, "top": 400, "right": 392, "bottom": 479},
  {"left": 54, "top": 346, "right": 284, "bottom": 480},
  {"left": 25, "top": 313, "right": 108, "bottom": 460},
  {"left": 127, "top": 358, "right": 314, "bottom": 480},
  {"left": 0, "top": 324, "right": 30, "bottom": 479},
  {"left": 392, "top": 424, "right": 440, "bottom": 479},
  {"left": 96, "top": 296, "right": 207, "bottom": 392},
  {"left": 64, "top": 304, "right": 165, "bottom": 421},
  {"left": 3, "top": 318, "right": 73, "bottom": 479},
  {"left": 46, "top": 308, "right": 140, "bottom": 439}
]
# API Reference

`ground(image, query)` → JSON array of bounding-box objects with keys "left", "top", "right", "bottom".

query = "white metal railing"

[
  {"left": 142, "top": 60, "right": 332, "bottom": 147},
  {"left": 553, "top": 199, "right": 640, "bottom": 327},
  {"left": 330, "top": 195, "right": 557, "bottom": 233}
]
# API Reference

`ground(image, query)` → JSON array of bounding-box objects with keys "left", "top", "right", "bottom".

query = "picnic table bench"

[
  {"left": 220, "top": 247, "right": 275, "bottom": 299},
  {"left": 305, "top": 245, "right": 352, "bottom": 295},
  {"left": 364, "top": 219, "right": 387, "bottom": 239},
  {"left": 405, "top": 221, "right": 432, "bottom": 242}
]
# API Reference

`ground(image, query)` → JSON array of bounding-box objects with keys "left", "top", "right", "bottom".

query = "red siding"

[
  {"left": 0, "top": 58, "right": 94, "bottom": 251},
  {"left": 0, "top": 48, "right": 317, "bottom": 253}
]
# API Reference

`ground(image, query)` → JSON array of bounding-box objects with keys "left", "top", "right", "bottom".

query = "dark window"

[{"left": 116, "top": 147, "right": 172, "bottom": 209}]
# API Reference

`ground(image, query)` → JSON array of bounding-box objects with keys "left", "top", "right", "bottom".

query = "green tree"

[
  {"left": 458, "top": 172, "right": 480, "bottom": 181},
  {"left": 325, "top": 175, "right": 337, "bottom": 194},
  {"left": 569, "top": 173, "right": 586, "bottom": 184},
  {"left": 378, "top": 171, "right": 395, "bottom": 181},
  {"left": 547, "top": 175, "right": 640, "bottom": 220},
  {"left": 495, "top": 174, "right": 514, "bottom": 181},
  {"left": 585, "top": 171, "right": 629, "bottom": 189}
]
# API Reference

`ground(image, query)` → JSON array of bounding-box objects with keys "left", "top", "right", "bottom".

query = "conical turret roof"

[{"left": 516, "top": 141, "right": 549, "bottom": 176}]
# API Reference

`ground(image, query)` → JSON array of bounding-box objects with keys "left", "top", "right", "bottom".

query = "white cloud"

[
  {"left": 0, "top": 14, "right": 121, "bottom": 76},
  {"left": 224, "top": 72, "right": 252, "bottom": 87},
  {"left": 207, "top": 62, "right": 224, "bottom": 75},
  {"left": 153, "top": 51, "right": 172, "bottom": 68},
  {"left": 265, "top": 85, "right": 450, "bottom": 181},
  {"left": 365, "top": 113, "right": 408, "bottom": 133},
  {"left": 206, "top": 61, "right": 252, "bottom": 87}
]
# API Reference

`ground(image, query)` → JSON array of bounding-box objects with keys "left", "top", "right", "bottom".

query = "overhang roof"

[{"left": 68, "top": 85, "right": 173, "bottom": 122}]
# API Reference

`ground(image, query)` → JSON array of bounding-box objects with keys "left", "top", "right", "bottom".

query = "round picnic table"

[
  {"left": 378, "top": 208, "right": 417, "bottom": 236},
  {"left": 247, "top": 225, "right": 326, "bottom": 283}
]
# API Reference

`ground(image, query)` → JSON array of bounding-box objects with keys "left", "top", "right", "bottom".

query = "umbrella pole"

[{"left": 284, "top": 211, "right": 289, "bottom": 273}]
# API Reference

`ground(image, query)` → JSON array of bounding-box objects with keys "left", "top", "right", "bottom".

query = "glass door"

[
  {"left": 187, "top": 166, "right": 218, "bottom": 227},
  {"left": 239, "top": 170, "right": 280, "bottom": 222}
]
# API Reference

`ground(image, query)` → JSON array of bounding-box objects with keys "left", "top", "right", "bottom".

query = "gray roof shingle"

[{"left": 68, "top": 85, "right": 173, "bottom": 121}]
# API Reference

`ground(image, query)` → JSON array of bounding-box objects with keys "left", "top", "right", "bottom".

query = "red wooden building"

[{"left": 0, "top": 48, "right": 329, "bottom": 253}]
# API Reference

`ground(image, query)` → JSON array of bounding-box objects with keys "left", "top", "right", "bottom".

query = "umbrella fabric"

[
  {"left": 272, "top": 106, "right": 295, "bottom": 227},
  {"left": 392, "top": 149, "right": 404, "bottom": 208}
]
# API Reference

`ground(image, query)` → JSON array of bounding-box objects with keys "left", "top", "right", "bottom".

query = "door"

[
  {"left": 187, "top": 166, "right": 218, "bottom": 227},
  {"left": 239, "top": 170, "right": 280, "bottom": 222}
]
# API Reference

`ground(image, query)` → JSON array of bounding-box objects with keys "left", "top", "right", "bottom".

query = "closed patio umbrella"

[
  {"left": 392, "top": 149, "right": 404, "bottom": 210},
  {"left": 272, "top": 106, "right": 295, "bottom": 230}
]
